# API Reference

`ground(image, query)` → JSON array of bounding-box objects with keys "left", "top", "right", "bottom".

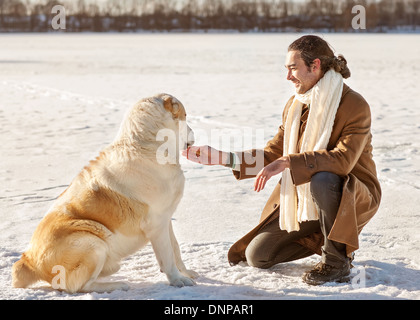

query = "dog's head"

[
  {"left": 115, "top": 94, "right": 194, "bottom": 165},
  {"left": 160, "top": 94, "right": 195, "bottom": 150}
]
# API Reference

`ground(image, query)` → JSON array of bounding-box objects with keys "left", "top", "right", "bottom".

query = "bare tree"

[{"left": 1, "top": 0, "right": 419, "bottom": 33}]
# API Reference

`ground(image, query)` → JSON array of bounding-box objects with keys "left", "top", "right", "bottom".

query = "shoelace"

[{"left": 317, "top": 263, "right": 335, "bottom": 275}]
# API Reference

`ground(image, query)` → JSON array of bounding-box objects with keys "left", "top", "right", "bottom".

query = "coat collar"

[{"left": 342, "top": 83, "right": 351, "bottom": 99}]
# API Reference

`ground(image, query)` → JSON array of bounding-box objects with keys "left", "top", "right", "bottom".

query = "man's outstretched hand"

[
  {"left": 182, "top": 145, "right": 230, "bottom": 166},
  {"left": 183, "top": 146, "right": 290, "bottom": 193},
  {"left": 254, "top": 157, "right": 290, "bottom": 192}
]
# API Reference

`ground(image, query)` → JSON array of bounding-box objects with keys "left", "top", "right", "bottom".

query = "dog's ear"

[{"left": 163, "top": 96, "right": 180, "bottom": 118}]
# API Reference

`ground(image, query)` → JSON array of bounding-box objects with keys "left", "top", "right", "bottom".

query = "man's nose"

[{"left": 286, "top": 70, "right": 292, "bottom": 81}]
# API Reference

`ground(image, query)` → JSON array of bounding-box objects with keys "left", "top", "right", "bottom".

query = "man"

[{"left": 182, "top": 35, "right": 381, "bottom": 285}]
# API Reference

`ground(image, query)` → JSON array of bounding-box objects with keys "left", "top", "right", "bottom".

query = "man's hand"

[
  {"left": 182, "top": 145, "right": 230, "bottom": 166},
  {"left": 254, "top": 157, "right": 290, "bottom": 192}
]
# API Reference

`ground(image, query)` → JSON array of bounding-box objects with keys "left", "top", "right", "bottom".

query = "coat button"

[{"left": 308, "top": 164, "right": 314, "bottom": 169}]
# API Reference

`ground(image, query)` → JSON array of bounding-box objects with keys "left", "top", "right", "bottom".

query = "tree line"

[{"left": 0, "top": 0, "right": 419, "bottom": 32}]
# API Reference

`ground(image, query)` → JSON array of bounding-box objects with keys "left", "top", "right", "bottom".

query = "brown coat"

[{"left": 228, "top": 84, "right": 381, "bottom": 265}]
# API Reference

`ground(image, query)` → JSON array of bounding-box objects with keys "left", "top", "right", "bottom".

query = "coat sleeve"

[
  {"left": 232, "top": 97, "right": 293, "bottom": 180},
  {"left": 288, "top": 91, "right": 372, "bottom": 186},
  {"left": 232, "top": 125, "right": 284, "bottom": 180}
]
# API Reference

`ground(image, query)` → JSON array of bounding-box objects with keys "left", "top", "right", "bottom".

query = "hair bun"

[{"left": 333, "top": 54, "right": 351, "bottom": 79}]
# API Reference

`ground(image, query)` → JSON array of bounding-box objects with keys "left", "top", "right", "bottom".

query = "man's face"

[{"left": 285, "top": 50, "right": 321, "bottom": 94}]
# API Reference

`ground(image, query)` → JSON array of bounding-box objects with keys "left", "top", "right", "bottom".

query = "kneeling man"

[{"left": 183, "top": 35, "right": 381, "bottom": 285}]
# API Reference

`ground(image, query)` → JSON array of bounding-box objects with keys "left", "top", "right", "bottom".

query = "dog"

[{"left": 12, "top": 93, "right": 197, "bottom": 293}]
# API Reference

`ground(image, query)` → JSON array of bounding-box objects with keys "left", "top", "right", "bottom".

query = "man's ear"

[{"left": 312, "top": 58, "right": 322, "bottom": 72}]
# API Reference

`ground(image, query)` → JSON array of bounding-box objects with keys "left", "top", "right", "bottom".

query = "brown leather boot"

[{"left": 302, "top": 262, "right": 351, "bottom": 286}]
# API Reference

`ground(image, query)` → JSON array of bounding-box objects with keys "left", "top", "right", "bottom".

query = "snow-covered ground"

[{"left": 0, "top": 33, "right": 419, "bottom": 300}]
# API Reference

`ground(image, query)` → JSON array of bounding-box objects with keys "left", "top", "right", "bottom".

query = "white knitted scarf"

[{"left": 279, "top": 69, "right": 344, "bottom": 232}]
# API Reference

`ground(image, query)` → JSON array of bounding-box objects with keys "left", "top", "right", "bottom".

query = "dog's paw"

[
  {"left": 182, "top": 269, "right": 199, "bottom": 279},
  {"left": 80, "top": 281, "right": 130, "bottom": 293},
  {"left": 170, "top": 275, "right": 196, "bottom": 288}
]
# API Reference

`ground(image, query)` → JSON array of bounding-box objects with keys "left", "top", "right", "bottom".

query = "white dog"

[{"left": 12, "top": 94, "right": 197, "bottom": 293}]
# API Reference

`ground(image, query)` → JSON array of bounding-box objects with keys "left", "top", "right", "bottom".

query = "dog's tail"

[{"left": 12, "top": 253, "right": 39, "bottom": 288}]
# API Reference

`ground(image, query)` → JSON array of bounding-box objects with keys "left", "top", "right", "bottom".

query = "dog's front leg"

[
  {"left": 149, "top": 224, "right": 196, "bottom": 287},
  {"left": 169, "top": 222, "right": 199, "bottom": 279}
]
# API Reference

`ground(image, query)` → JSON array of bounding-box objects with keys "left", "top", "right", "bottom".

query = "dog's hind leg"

[
  {"left": 169, "top": 222, "right": 199, "bottom": 279},
  {"left": 149, "top": 222, "right": 195, "bottom": 287},
  {"left": 80, "top": 244, "right": 129, "bottom": 293},
  {"left": 99, "top": 259, "right": 121, "bottom": 278},
  {"left": 62, "top": 236, "right": 129, "bottom": 293}
]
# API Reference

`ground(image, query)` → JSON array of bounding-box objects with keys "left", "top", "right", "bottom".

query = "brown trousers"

[{"left": 245, "top": 172, "right": 348, "bottom": 269}]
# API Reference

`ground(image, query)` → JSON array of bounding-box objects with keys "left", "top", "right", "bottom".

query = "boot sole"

[{"left": 302, "top": 273, "right": 351, "bottom": 286}]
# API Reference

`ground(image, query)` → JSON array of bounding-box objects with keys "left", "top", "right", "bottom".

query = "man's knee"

[
  {"left": 310, "top": 172, "right": 343, "bottom": 207},
  {"left": 245, "top": 243, "right": 272, "bottom": 269}
]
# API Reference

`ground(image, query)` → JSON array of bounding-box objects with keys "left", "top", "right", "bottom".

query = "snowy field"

[{"left": 0, "top": 33, "right": 419, "bottom": 300}]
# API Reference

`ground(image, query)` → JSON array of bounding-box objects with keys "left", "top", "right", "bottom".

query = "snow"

[{"left": 0, "top": 33, "right": 419, "bottom": 300}]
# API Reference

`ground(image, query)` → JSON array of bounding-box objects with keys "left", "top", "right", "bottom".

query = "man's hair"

[{"left": 288, "top": 35, "right": 351, "bottom": 79}]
